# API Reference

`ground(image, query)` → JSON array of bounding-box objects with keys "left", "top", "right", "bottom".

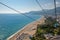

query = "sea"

[{"left": 0, "top": 13, "right": 42, "bottom": 40}]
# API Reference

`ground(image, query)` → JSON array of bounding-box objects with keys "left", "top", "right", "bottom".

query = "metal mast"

[{"left": 54, "top": 0, "right": 57, "bottom": 21}]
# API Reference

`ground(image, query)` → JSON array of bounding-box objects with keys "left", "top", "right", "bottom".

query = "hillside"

[{"left": 27, "top": 7, "right": 60, "bottom": 15}]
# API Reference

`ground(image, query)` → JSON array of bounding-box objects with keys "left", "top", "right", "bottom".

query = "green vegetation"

[{"left": 31, "top": 17, "right": 60, "bottom": 40}]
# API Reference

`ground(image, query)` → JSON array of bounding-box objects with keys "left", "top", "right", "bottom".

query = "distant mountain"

[{"left": 27, "top": 7, "right": 60, "bottom": 15}]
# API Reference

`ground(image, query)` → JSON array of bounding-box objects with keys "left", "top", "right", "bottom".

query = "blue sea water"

[{"left": 0, "top": 14, "right": 42, "bottom": 40}]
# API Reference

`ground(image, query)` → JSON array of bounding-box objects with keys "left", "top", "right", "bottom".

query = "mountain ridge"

[{"left": 27, "top": 7, "right": 60, "bottom": 15}]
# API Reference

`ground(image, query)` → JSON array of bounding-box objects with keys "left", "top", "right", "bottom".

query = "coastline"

[{"left": 7, "top": 16, "right": 45, "bottom": 40}]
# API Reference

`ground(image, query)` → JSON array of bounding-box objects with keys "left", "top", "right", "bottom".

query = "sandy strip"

[{"left": 7, "top": 16, "right": 45, "bottom": 40}]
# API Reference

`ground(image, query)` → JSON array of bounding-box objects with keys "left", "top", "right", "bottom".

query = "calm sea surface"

[{"left": 0, "top": 14, "right": 42, "bottom": 40}]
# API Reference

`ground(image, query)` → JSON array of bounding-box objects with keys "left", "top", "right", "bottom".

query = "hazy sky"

[{"left": 0, "top": 0, "right": 60, "bottom": 14}]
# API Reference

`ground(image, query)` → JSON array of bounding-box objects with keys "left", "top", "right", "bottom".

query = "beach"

[{"left": 7, "top": 16, "right": 45, "bottom": 40}]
